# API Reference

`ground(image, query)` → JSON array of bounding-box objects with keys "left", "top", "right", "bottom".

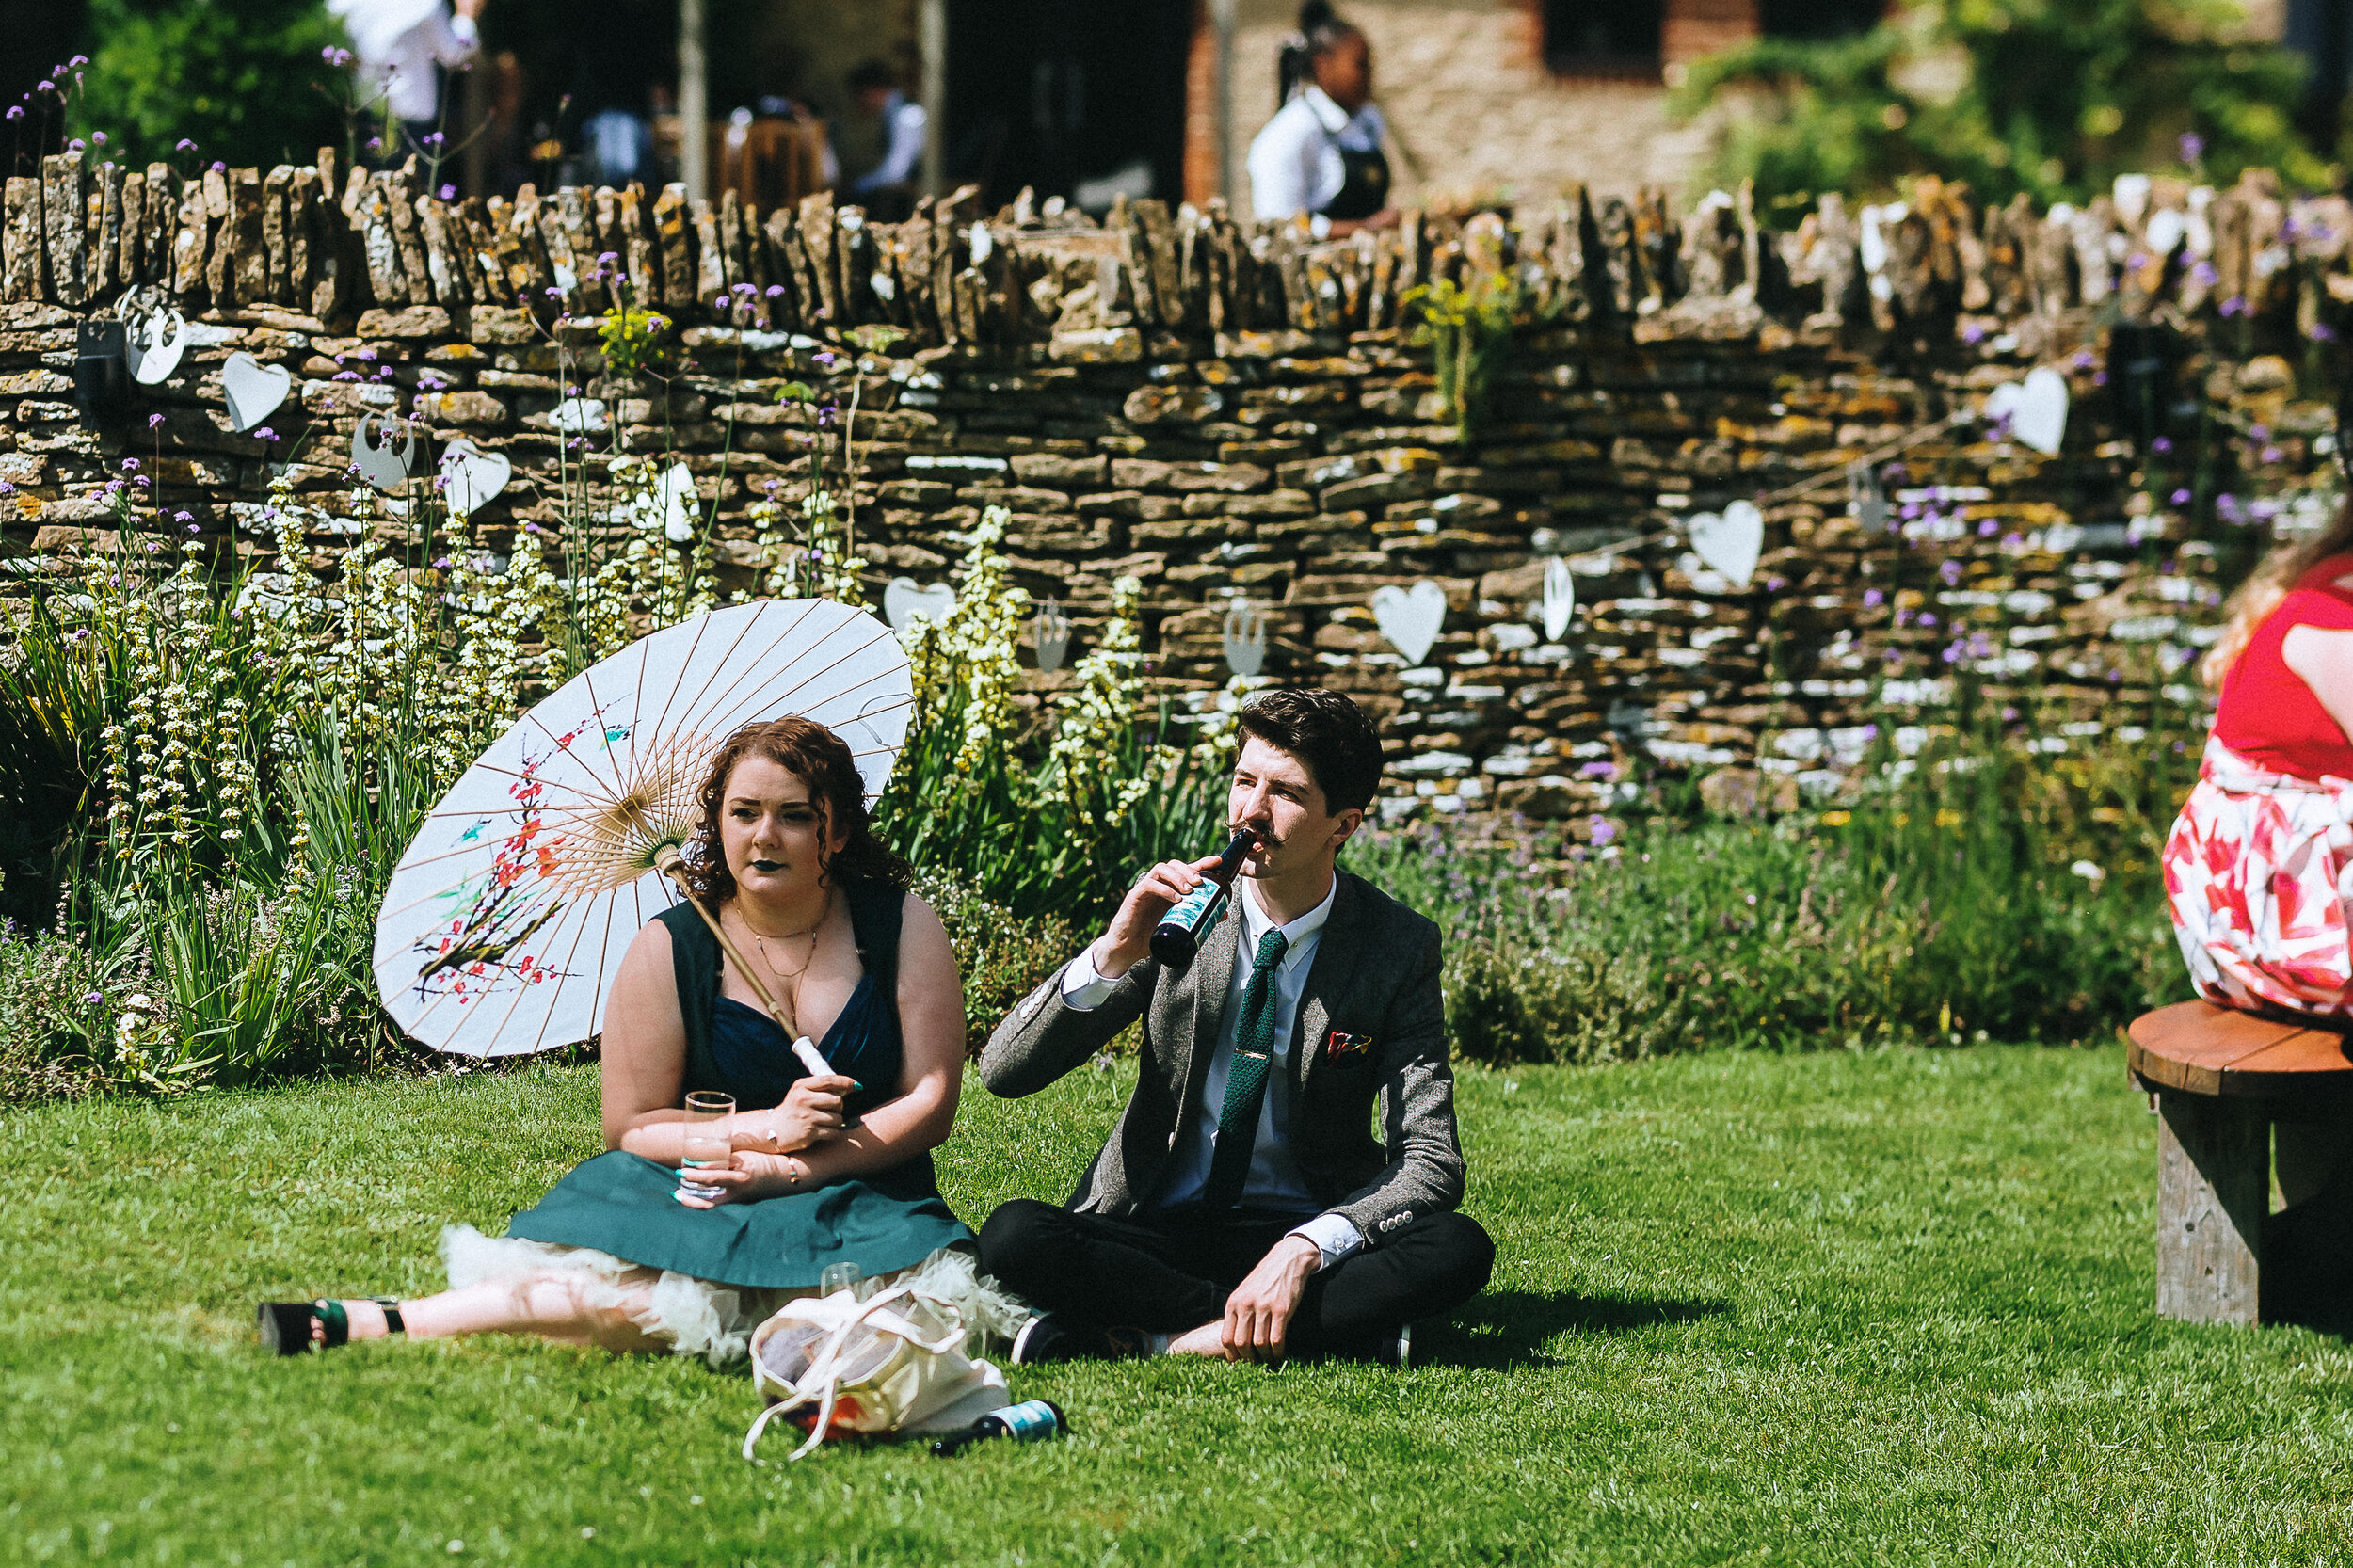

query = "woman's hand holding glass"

[
  {"left": 743, "top": 1073, "right": 860, "bottom": 1155},
  {"left": 671, "top": 1147, "right": 810, "bottom": 1208}
]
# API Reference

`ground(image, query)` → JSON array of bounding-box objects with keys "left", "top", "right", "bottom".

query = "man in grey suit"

[{"left": 977, "top": 688, "right": 1493, "bottom": 1364}]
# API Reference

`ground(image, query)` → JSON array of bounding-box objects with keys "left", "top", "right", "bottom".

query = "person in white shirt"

[
  {"left": 841, "top": 59, "right": 926, "bottom": 221},
  {"left": 978, "top": 689, "right": 1492, "bottom": 1366},
  {"left": 1246, "top": 1, "right": 1396, "bottom": 236},
  {"left": 329, "top": 0, "right": 484, "bottom": 161}
]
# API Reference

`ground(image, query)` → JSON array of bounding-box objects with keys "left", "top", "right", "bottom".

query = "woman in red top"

[{"left": 2162, "top": 506, "right": 2353, "bottom": 1018}]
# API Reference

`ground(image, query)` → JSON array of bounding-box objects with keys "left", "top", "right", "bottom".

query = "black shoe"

[
  {"left": 256, "top": 1297, "right": 406, "bottom": 1356},
  {"left": 1009, "top": 1313, "right": 1157, "bottom": 1365}
]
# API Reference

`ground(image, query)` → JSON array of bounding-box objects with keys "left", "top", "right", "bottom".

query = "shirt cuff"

[
  {"left": 1287, "top": 1212, "right": 1365, "bottom": 1272},
  {"left": 450, "top": 13, "right": 480, "bottom": 42},
  {"left": 1058, "top": 945, "right": 1121, "bottom": 1013}
]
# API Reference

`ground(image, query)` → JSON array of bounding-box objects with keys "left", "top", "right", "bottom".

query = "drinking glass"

[
  {"left": 820, "top": 1261, "right": 869, "bottom": 1301},
  {"left": 677, "top": 1090, "right": 735, "bottom": 1203}
]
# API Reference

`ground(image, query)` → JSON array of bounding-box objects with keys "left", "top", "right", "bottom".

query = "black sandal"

[{"left": 257, "top": 1297, "right": 406, "bottom": 1355}]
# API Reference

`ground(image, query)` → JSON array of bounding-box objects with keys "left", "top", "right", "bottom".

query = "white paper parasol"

[{"left": 374, "top": 598, "right": 913, "bottom": 1057}]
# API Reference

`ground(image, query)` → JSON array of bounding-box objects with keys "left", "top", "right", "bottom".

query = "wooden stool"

[{"left": 2127, "top": 1000, "right": 2353, "bottom": 1324}]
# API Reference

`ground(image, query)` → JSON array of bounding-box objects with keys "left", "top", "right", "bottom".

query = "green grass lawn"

[{"left": 8, "top": 1045, "right": 2353, "bottom": 1566}]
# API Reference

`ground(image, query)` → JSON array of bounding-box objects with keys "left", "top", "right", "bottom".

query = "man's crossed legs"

[{"left": 980, "top": 1201, "right": 1494, "bottom": 1363}]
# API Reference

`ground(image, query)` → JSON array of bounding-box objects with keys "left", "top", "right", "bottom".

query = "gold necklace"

[{"left": 733, "top": 901, "right": 824, "bottom": 982}]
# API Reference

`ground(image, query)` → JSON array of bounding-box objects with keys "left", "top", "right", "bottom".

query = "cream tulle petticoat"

[
  {"left": 440, "top": 1226, "right": 1025, "bottom": 1369},
  {"left": 442, "top": 1224, "right": 791, "bottom": 1367}
]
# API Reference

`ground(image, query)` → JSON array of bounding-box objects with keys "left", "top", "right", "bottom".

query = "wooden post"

[
  {"left": 920, "top": 0, "right": 946, "bottom": 200},
  {"left": 680, "top": 0, "right": 709, "bottom": 202},
  {"left": 2154, "top": 1089, "right": 2268, "bottom": 1324},
  {"left": 1211, "top": 0, "right": 1236, "bottom": 207}
]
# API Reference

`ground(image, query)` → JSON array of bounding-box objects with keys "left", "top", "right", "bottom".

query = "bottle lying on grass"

[
  {"left": 1149, "top": 827, "right": 1257, "bottom": 967},
  {"left": 930, "top": 1399, "right": 1067, "bottom": 1455}
]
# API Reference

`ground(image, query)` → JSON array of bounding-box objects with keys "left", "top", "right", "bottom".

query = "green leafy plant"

[
  {"left": 1351, "top": 715, "right": 2198, "bottom": 1064},
  {"left": 1675, "top": 0, "right": 2328, "bottom": 212},
  {"left": 72, "top": 0, "right": 345, "bottom": 171},
  {"left": 598, "top": 305, "right": 676, "bottom": 382},
  {"left": 1401, "top": 274, "right": 1519, "bottom": 442}
]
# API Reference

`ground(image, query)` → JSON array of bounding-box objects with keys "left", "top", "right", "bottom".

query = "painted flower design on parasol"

[{"left": 376, "top": 599, "right": 914, "bottom": 1057}]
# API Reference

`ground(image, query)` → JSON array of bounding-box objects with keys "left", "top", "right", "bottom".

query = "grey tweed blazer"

[{"left": 978, "top": 868, "right": 1464, "bottom": 1249}]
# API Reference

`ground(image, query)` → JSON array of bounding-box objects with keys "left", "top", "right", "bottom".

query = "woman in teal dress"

[{"left": 259, "top": 716, "right": 983, "bottom": 1364}]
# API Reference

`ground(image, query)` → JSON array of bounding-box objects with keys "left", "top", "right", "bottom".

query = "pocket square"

[{"left": 1322, "top": 1029, "right": 1374, "bottom": 1066}]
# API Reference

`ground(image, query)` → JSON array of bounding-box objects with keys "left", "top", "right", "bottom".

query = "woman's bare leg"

[{"left": 311, "top": 1271, "right": 666, "bottom": 1353}]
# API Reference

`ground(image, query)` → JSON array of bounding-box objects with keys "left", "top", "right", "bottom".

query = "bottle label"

[
  {"left": 1162, "top": 878, "right": 1225, "bottom": 936},
  {"left": 994, "top": 1400, "right": 1059, "bottom": 1441}
]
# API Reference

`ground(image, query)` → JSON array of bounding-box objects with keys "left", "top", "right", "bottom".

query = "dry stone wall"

[{"left": 0, "top": 151, "right": 2344, "bottom": 825}]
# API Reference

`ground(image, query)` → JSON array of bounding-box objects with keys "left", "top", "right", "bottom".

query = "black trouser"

[{"left": 978, "top": 1199, "right": 1494, "bottom": 1360}]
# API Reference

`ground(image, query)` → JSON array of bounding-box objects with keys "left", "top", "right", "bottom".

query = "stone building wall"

[{"left": 0, "top": 150, "right": 2342, "bottom": 827}]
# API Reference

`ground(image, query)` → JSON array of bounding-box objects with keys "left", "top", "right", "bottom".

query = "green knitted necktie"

[{"left": 1200, "top": 927, "right": 1289, "bottom": 1210}]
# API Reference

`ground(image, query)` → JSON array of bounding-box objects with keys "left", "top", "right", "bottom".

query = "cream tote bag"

[{"left": 744, "top": 1279, "right": 1009, "bottom": 1460}]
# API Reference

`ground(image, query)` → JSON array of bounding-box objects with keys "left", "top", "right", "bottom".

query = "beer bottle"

[
  {"left": 928, "top": 1399, "right": 1067, "bottom": 1456},
  {"left": 1148, "top": 827, "right": 1256, "bottom": 967}
]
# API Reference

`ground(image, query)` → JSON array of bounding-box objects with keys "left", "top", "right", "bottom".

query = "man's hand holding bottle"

[{"left": 1091, "top": 828, "right": 1256, "bottom": 980}]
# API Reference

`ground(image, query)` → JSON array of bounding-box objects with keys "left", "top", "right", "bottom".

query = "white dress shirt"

[
  {"left": 1062, "top": 874, "right": 1366, "bottom": 1269},
  {"left": 331, "top": 0, "right": 478, "bottom": 124},
  {"left": 851, "top": 92, "right": 928, "bottom": 194},
  {"left": 1246, "top": 86, "right": 1388, "bottom": 223}
]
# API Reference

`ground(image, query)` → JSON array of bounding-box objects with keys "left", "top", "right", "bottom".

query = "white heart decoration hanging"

[
  {"left": 1848, "top": 460, "right": 1889, "bottom": 535},
  {"left": 221, "top": 352, "right": 291, "bottom": 433},
  {"left": 552, "top": 397, "right": 609, "bottom": 434},
  {"left": 884, "top": 577, "right": 956, "bottom": 633},
  {"left": 1540, "top": 557, "right": 1575, "bottom": 642},
  {"left": 1688, "top": 500, "right": 1764, "bottom": 589},
  {"left": 1370, "top": 580, "right": 1446, "bottom": 667},
  {"left": 1984, "top": 367, "right": 2068, "bottom": 456},
  {"left": 440, "top": 438, "right": 512, "bottom": 517},
  {"left": 127, "top": 308, "right": 186, "bottom": 385},
  {"left": 351, "top": 412, "right": 419, "bottom": 491},
  {"left": 1032, "top": 599, "right": 1071, "bottom": 673},
  {"left": 1222, "top": 600, "right": 1267, "bottom": 678}
]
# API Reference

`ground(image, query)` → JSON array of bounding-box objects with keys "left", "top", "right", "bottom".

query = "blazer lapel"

[{"left": 1293, "top": 871, "right": 1366, "bottom": 1096}]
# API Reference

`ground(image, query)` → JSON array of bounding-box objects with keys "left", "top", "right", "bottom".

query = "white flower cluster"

[
  {"left": 901, "top": 505, "right": 1031, "bottom": 780},
  {"left": 1046, "top": 575, "right": 1169, "bottom": 830}
]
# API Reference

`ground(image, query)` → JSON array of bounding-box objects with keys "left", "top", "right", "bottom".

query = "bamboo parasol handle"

[{"left": 653, "top": 845, "right": 832, "bottom": 1082}]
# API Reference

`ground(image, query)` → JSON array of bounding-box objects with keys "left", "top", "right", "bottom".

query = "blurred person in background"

[
  {"left": 838, "top": 58, "right": 922, "bottom": 221},
  {"left": 328, "top": 0, "right": 485, "bottom": 167},
  {"left": 1246, "top": 1, "right": 1396, "bottom": 237}
]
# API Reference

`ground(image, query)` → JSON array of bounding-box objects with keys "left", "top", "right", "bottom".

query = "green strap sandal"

[{"left": 257, "top": 1298, "right": 406, "bottom": 1355}]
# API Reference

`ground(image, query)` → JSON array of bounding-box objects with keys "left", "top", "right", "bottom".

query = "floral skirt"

[{"left": 2162, "top": 737, "right": 2353, "bottom": 1019}]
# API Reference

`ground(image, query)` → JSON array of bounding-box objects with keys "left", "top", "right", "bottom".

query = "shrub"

[
  {"left": 914, "top": 870, "right": 1080, "bottom": 1055},
  {"left": 1351, "top": 722, "right": 2198, "bottom": 1064},
  {"left": 1674, "top": 0, "right": 2326, "bottom": 213},
  {"left": 72, "top": 0, "right": 345, "bottom": 172}
]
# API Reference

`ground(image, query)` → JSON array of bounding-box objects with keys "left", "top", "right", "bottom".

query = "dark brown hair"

[
  {"left": 1236, "top": 687, "right": 1385, "bottom": 814},
  {"left": 678, "top": 716, "right": 910, "bottom": 904},
  {"left": 1278, "top": 1, "right": 1362, "bottom": 108}
]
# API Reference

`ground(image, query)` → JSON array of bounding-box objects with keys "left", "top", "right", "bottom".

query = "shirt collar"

[
  {"left": 1241, "top": 872, "right": 1336, "bottom": 971},
  {"left": 1302, "top": 85, "right": 1352, "bottom": 136}
]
